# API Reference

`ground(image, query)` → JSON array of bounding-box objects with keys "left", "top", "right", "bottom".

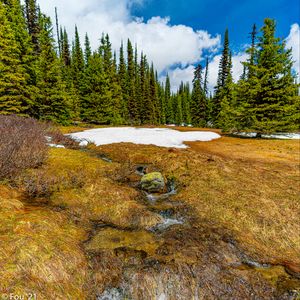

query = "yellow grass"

[{"left": 1, "top": 129, "right": 299, "bottom": 298}]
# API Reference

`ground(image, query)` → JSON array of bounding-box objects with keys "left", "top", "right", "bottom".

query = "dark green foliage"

[
  {"left": 165, "top": 74, "right": 174, "bottom": 123},
  {"left": 81, "top": 52, "right": 122, "bottom": 124},
  {"left": 1, "top": 2, "right": 298, "bottom": 133},
  {"left": 0, "top": 2, "right": 29, "bottom": 115},
  {"left": 84, "top": 33, "right": 92, "bottom": 66},
  {"left": 245, "top": 19, "right": 299, "bottom": 133},
  {"left": 35, "top": 13, "right": 71, "bottom": 124},
  {"left": 213, "top": 29, "right": 231, "bottom": 123},
  {"left": 190, "top": 65, "right": 206, "bottom": 126},
  {"left": 235, "top": 19, "right": 300, "bottom": 133},
  {"left": 127, "top": 39, "right": 139, "bottom": 123},
  {"left": 24, "top": 0, "right": 39, "bottom": 54}
]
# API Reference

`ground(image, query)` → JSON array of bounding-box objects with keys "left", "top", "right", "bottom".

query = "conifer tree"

[
  {"left": 0, "top": 1, "right": 29, "bottom": 114},
  {"left": 190, "top": 65, "right": 206, "bottom": 126},
  {"left": 3, "top": 0, "right": 37, "bottom": 115},
  {"left": 127, "top": 39, "right": 139, "bottom": 123},
  {"left": 149, "top": 63, "right": 160, "bottom": 124},
  {"left": 213, "top": 29, "right": 231, "bottom": 123},
  {"left": 158, "top": 81, "right": 166, "bottom": 124},
  {"left": 61, "top": 28, "right": 71, "bottom": 67},
  {"left": 24, "top": 0, "right": 39, "bottom": 54},
  {"left": 203, "top": 57, "right": 209, "bottom": 96},
  {"left": 84, "top": 33, "right": 92, "bottom": 66},
  {"left": 218, "top": 52, "right": 237, "bottom": 131},
  {"left": 175, "top": 94, "right": 183, "bottom": 125},
  {"left": 246, "top": 19, "right": 299, "bottom": 133},
  {"left": 165, "top": 74, "right": 173, "bottom": 123},
  {"left": 35, "top": 13, "right": 71, "bottom": 123},
  {"left": 71, "top": 25, "right": 84, "bottom": 116},
  {"left": 118, "top": 41, "right": 129, "bottom": 121}
]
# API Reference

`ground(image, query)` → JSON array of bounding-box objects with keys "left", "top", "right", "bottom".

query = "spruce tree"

[
  {"left": 71, "top": 25, "right": 84, "bottom": 116},
  {"left": 3, "top": 0, "right": 37, "bottom": 115},
  {"left": 149, "top": 63, "right": 160, "bottom": 124},
  {"left": 0, "top": 1, "right": 28, "bottom": 114},
  {"left": 24, "top": 0, "right": 39, "bottom": 54},
  {"left": 190, "top": 65, "right": 206, "bottom": 126},
  {"left": 165, "top": 74, "right": 173, "bottom": 123},
  {"left": 118, "top": 41, "right": 129, "bottom": 121},
  {"left": 84, "top": 33, "right": 92, "bottom": 66},
  {"left": 127, "top": 39, "right": 139, "bottom": 123},
  {"left": 35, "top": 13, "right": 71, "bottom": 123},
  {"left": 247, "top": 19, "right": 299, "bottom": 133},
  {"left": 218, "top": 52, "right": 237, "bottom": 131},
  {"left": 203, "top": 57, "right": 209, "bottom": 96},
  {"left": 213, "top": 29, "right": 231, "bottom": 123}
]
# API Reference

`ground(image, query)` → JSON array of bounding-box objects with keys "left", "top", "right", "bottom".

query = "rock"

[{"left": 140, "top": 172, "right": 165, "bottom": 193}]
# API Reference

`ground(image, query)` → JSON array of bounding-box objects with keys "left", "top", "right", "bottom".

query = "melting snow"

[
  {"left": 234, "top": 132, "right": 300, "bottom": 139},
  {"left": 69, "top": 127, "right": 221, "bottom": 149}
]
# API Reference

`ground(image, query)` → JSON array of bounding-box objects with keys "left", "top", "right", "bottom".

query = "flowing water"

[{"left": 85, "top": 162, "right": 300, "bottom": 299}]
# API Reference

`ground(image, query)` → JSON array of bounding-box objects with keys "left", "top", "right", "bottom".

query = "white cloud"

[
  {"left": 36, "top": 0, "right": 220, "bottom": 73},
  {"left": 27, "top": 1, "right": 299, "bottom": 89},
  {"left": 286, "top": 23, "right": 300, "bottom": 80},
  {"left": 166, "top": 52, "right": 248, "bottom": 93}
]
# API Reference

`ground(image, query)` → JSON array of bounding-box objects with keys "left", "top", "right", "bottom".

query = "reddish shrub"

[{"left": 0, "top": 115, "right": 48, "bottom": 180}]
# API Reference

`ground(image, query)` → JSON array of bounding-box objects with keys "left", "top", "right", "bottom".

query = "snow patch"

[
  {"left": 234, "top": 132, "right": 300, "bottom": 140},
  {"left": 69, "top": 127, "right": 221, "bottom": 149},
  {"left": 47, "top": 143, "right": 65, "bottom": 149}
]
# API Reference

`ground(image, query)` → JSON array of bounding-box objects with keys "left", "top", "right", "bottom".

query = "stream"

[
  {"left": 19, "top": 150, "right": 300, "bottom": 299},
  {"left": 86, "top": 160, "right": 300, "bottom": 300}
]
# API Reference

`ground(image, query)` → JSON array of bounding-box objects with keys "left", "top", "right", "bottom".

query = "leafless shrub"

[
  {"left": 46, "top": 128, "right": 80, "bottom": 149},
  {"left": 21, "top": 167, "right": 88, "bottom": 199},
  {"left": 0, "top": 115, "right": 48, "bottom": 180}
]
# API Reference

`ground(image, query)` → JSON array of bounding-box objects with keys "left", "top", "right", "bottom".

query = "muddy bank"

[{"left": 83, "top": 155, "right": 300, "bottom": 299}]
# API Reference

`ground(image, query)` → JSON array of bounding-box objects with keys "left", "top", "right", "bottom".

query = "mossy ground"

[{"left": 0, "top": 127, "right": 299, "bottom": 299}]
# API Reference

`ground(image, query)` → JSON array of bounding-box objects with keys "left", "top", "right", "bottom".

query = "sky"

[{"left": 37, "top": 0, "right": 299, "bottom": 91}]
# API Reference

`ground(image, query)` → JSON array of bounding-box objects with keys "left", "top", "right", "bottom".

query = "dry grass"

[
  {"left": 1, "top": 127, "right": 299, "bottom": 298},
  {"left": 0, "top": 185, "right": 88, "bottom": 300},
  {"left": 98, "top": 135, "right": 300, "bottom": 266}
]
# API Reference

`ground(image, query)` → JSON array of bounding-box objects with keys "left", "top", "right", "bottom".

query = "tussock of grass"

[
  {"left": 1, "top": 130, "right": 299, "bottom": 298},
  {"left": 98, "top": 138, "right": 300, "bottom": 265},
  {"left": 0, "top": 185, "right": 88, "bottom": 299}
]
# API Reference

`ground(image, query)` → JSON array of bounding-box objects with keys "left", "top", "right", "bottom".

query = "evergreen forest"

[{"left": 0, "top": 0, "right": 299, "bottom": 133}]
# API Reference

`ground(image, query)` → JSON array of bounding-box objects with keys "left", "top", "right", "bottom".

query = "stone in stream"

[{"left": 140, "top": 172, "right": 165, "bottom": 193}]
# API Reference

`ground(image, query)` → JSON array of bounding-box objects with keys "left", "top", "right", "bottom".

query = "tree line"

[{"left": 0, "top": 0, "right": 299, "bottom": 133}]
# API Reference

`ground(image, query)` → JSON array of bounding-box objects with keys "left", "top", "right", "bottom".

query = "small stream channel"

[
  {"left": 19, "top": 148, "right": 300, "bottom": 299},
  {"left": 87, "top": 160, "right": 300, "bottom": 300}
]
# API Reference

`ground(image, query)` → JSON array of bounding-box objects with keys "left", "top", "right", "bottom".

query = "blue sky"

[
  {"left": 39, "top": 0, "right": 299, "bottom": 90},
  {"left": 132, "top": 0, "right": 299, "bottom": 52}
]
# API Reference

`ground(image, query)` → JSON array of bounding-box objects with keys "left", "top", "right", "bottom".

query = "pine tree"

[
  {"left": 127, "top": 39, "right": 139, "bottom": 123},
  {"left": 84, "top": 33, "right": 92, "bottom": 66},
  {"left": 71, "top": 25, "right": 84, "bottom": 116},
  {"left": 158, "top": 81, "right": 166, "bottom": 124},
  {"left": 203, "top": 57, "right": 209, "bottom": 96},
  {"left": 213, "top": 29, "right": 231, "bottom": 123},
  {"left": 0, "top": 1, "right": 29, "bottom": 114},
  {"left": 247, "top": 19, "right": 299, "bottom": 133},
  {"left": 35, "top": 13, "right": 71, "bottom": 123},
  {"left": 24, "top": 0, "right": 39, "bottom": 54},
  {"left": 82, "top": 52, "right": 123, "bottom": 124},
  {"left": 165, "top": 74, "right": 173, "bottom": 123},
  {"left": 175, "top": 94, "right": 183, "bottom": 125},
  {"left": 118, "top": 41, "right": 129, "bottom": 121},
  {"left": 149, "top": 63, "right": 160, "bottom": 124},
  {"left": 55, "top": 7, "right": 61, "bottom": 57},
  {"left": 61, "top": 28, "right": 71, "bottom": 66},
  {"left": 3, "top": 0, "right": 37, "bottom": 115},
  {"left": 218, "top": 52, "right": 237, "bottom": 131},
  {"left": 190, "top": 65, "right": 206, "bottom": 126}
]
